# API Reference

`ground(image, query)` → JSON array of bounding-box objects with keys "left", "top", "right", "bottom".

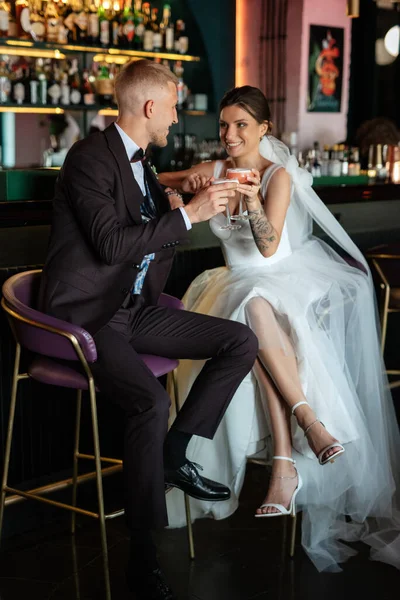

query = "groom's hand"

[
  {"left": 184, "top": 180, "right": 237, "bottom": 224},
  {"left": 181, "top": 172, "right": 211, "bottom": 194}
]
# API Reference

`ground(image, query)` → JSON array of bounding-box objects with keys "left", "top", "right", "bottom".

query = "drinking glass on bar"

[
  {"left": 226, "top": 168, "right": 253, "bottom": 220},
  {"left": 211, "top": 178, "right": 241, "bottom": 230}
]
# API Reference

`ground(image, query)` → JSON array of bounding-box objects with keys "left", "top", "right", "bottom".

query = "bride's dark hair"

[{"left": 219, "top": 86, "right": 272, "bottom": 133}]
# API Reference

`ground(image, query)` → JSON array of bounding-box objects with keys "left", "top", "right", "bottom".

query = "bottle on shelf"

[
  {"left": 15, "top": 0, "right": 30, "bottom": 39},
  {"left": 121, "top": 0, "right": 135, "bottom": 48},
  {"left": 320, "top": 145, "right": 330, "bottom": 176},
  {"left": 109, "top": 1, "right": 120, "bottom": 47},
  {"left": 29, "top": 0, "right": 46, "bottom": 42},
  {"left": 44, "top": 0, "right": 61, "bottom": 44},
  {"left": 329, "top": 144, "right": 342, "bottom": 177},
  {"left": 0, "top": 0, "right": 10, "bottom": 37},
  {"left": 0, "top": 59, "right": 11, "bottom": 104},
  {"left": 87, "top": 0, "right": 100, "bottom": 45},
  {"left": 98, "top": 1, "right": 110, "bottom": 47},
  {"left": 174, "top": 19, "right": 188, "bottom": 54},
  {"left": 96, "top": 63, "right": 114, "bottom": 105},
  {"left": 340, "top": 145, "right": 349, "bottom": 176},
  {"left": 151, "top": 7, "right": 162, "bottom": 52},
  {"left": 348, "top": 147, "right": 361, "bottom": 176},
  {"left": 142, "top": 1, "right": 153, "bottom": 51}
]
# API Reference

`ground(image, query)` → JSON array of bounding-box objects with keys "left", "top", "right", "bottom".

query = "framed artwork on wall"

[{"left": 307, "top": 24, "right": 344, "bottom": 113}]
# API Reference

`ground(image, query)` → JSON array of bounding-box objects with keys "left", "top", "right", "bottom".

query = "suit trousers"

[{"left": 90, "top": 300, "right": 258, "bottom": 530}]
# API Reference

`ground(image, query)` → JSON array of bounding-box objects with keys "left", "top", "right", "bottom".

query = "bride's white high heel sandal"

[
  {"left": 255, "top": 456, "right": 303, "bottom": 518},
  {"left": 291, "top": 401, "right": 345, "bottom": 465}
]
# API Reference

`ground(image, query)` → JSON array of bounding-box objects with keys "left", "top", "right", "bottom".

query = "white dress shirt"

[{"left": 114, "top": 123, "right": 191, "bottom": 230}]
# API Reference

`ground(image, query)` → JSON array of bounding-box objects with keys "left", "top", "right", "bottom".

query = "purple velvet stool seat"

[{"left": 0, "top": 269, "right": 194, "bottom": 600}]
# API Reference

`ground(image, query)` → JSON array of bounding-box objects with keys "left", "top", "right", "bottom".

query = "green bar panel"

[
  {"left": 313, "top": 175, "right": 370, "bottom": 187},
  {"left": 0, "top": 169, "right": 59, "bottom": 202}
]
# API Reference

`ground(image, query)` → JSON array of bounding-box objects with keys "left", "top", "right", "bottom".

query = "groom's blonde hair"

[{"left": 115, "top": 59, "right": 178, "bottom": 115}]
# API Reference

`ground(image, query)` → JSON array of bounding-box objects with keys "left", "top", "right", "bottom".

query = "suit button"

[
  {"left": 162, "top": 244, "right": 166, "bottom": 249},
  {"left": 175, "top": 241, "right": 179, "bottom": 245},
  {"left": 132, "top": 263, "right": 140, "bottom": 269},
  {"left": 122, "top": 287, "right": 128, "bottom": 294}
]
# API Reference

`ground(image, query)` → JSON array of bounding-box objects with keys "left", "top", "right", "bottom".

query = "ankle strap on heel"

[
  {"left": 272, "top": 456, "right": 295, "bottom": 464},
  {"left": 291, "top": 401, "right": 309, "bottom": 415}
]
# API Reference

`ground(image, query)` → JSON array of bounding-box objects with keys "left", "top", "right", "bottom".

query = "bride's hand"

[
  {"left": 181, "top": 173, "right": 211, "bottom": 194},
  {"left": 237, "top": 169, "right": 261, "bottom": 206}
]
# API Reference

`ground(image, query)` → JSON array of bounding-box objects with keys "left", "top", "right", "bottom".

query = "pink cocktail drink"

[{"left": 226, "top": 168, "right": 253, "bottom": 184}]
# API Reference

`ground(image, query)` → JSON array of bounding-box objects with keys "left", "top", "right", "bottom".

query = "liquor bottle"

[
  {"left": 159, "top": 3, "right": 170, "bottom": 49},
  {"left": 45, "top": 0, "right": 60, "bottom": 44},
  {"left": 74, "top": 0, "right": 89, "bottom": 44},
  {"left": 133, "top": 0, "right": 144, "bottom": 49},
  {"left": 7, "top": 0, "right": 17, "bottom": 36},
  {"left": 173, "top": 60, "right": 186, "bottom": 108},
  {"left": 329, "top": 144, "right": 341, "bottom": 177},
  {"left": 142, "top": 2, "right": 153, "bottom": 51},
  {"left": 0, "top": 60, "right": 11, "bottom": 104},
  {"left": 320, "top": 145, "right": 330, "bottom": 176},
  {"left": 375, "top": 144, "right": 387, "bottom": 181},
  {"left": 0, "top": 0, "right": 10, "bottom": 37},
  {"left": 29, "top": 66, "right": 39, "bottom": 104},
  {"left": 15, "top": 0, "right": 30, "bottom": 38},
  {"left": 81, "top": 68, "right": 95, "bottom": 105},
  {"left": 109, "top": 1, "right": 120, "bottom": 47},
  {"left": 87, "top": 1, "right": 99, "bottom": 45},
  {"left": 122, "top": 0, "right": 135, "bottom": 48},
  {"left": 98, "top": 3, "right": 110, "bottom": 47},
  {"left": 348, "top": 147, "right": 360, "bottom": 176},
  {"left": 60, "top": 70, "right": 70, "bottom": 105},
  {"left": 63, "top": 0, "right": 78, "bottom": 42},
  {"left": 311, "top": 143, "right": 321, "bottom": 178},
  {"left": 174, "top": 19, "right": 188, "bottom": 54},
  {"left": 340, "top": 145, "right": 349, "bottom": 176},
  {"left": 96, "top": 63, "right": 114, "bottom": 105},
  {"left": 151, "top": 7, "right": 161, "bottom": 52},
  {"left": 30, "top": 0, "right": 45, "bottom": 41}
]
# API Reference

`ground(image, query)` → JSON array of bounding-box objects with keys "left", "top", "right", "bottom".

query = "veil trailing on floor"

[{"left": 258, "top": 135, "right": 400, "bottom": 571}]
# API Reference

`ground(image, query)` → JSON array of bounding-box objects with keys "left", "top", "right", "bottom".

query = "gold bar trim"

[{"left": 0, "top": 106, "right": 65, "bottom": 114}]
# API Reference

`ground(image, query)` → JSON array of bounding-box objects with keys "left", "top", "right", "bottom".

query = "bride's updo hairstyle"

[{"left": 219, "top": 86, "right": 272, "bottom": 135}]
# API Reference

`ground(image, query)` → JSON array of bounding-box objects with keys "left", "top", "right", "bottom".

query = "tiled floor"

[{"left": 0, "top": 461, "right": 399, "bottom": 600}]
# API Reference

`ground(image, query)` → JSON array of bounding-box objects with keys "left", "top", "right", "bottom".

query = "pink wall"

[
  {"left": 287, "top": 0, "right": 351, "bottom": 149},
  {"left": 236, "top": 0, "right": 351, "bottom": 150}
]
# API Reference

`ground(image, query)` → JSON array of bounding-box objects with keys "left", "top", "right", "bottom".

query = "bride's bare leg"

[
  {"left": 253, "top": 359, "right": 298, "bottom": 515},
  {"left": 246, "top": 297, "right": 341, "bottom": 462}
]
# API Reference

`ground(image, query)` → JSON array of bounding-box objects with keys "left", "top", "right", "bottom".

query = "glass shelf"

[
  {"left": 0, "top": 104, "right": 209, "bottom": 116},
  {"left": 0, "top": 38, "right": 201, "bottom": 62}
]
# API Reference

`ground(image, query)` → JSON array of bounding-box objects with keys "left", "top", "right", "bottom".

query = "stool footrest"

[
  {"left": 4, "top": 486, "right": 99, "bottom": 518},
  {"left": 3, "top": 464, "right": 122, "bottom": 507},
  {"left": 77, "top": 453, "right": 122, "bottom": 465}
]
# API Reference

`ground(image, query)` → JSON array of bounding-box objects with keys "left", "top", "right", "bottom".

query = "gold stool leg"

[
  {"left": 89, "top": 381, "right": 111, "bottom": 600},
  {"left": 71, "top": 390, "right": 82, "bottom": 536},
  {"left": 0, "top": 344, "right": 21, "bottom": 543},
  {"left": 172, "top": 369, "right": 195, "bottom": 560}
]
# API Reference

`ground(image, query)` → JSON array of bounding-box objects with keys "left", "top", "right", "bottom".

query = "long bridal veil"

[{"left": 259, "top": 136, "right": 400, "bottom": 571}]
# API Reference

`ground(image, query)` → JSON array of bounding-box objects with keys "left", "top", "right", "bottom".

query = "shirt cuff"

[{"left": 178, "top": 206, "right": 192, "bottom": 230}]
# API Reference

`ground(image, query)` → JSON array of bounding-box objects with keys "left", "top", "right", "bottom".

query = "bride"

[{"left": 158, "top": 86, "right": 400, "bottom": 572}]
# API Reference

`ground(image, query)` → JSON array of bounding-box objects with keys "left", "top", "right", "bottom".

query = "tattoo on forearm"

[{"left": 248, "top": 208, "right": 277, "bottom": 254}]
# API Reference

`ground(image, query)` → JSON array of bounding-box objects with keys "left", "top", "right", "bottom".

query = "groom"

[{"left": 39, "top": 59, "right": 258, "bottom": 599}]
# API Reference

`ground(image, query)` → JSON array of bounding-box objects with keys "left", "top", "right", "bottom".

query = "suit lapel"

[
  {"left": 103, "top": 124, "right": 142, "bottom": 223},
  {"left": 144, "top": 160, "right": 170, "bottom": 215}
]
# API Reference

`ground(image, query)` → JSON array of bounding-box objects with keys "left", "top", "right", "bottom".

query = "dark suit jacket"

[{"left": 40, "top": 123, "right": 190, "bottom": 334}]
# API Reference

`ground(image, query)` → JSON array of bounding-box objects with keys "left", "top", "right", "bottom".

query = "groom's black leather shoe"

[
  {"left": 164, "top": 460, "right": 231, "bottom": 501},
  {"left": 126, "top": 567, "right": 176, "bottom": 600}
]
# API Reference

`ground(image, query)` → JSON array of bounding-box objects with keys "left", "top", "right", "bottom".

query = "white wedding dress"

[{"left": 166, "top": 137, "right": 400, "bottom": 573}]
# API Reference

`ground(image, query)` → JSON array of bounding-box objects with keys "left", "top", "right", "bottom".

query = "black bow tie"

[{"left": 130, "top": 148, "right": 147, "bottom": 163}]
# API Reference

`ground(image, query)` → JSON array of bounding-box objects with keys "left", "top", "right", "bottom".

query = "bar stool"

[
  {"left": 0, "top": 269, "right": 194, "bottom": 600},
  {"left": 365, "top": 243, "right": 400, "bottom": 389}
]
